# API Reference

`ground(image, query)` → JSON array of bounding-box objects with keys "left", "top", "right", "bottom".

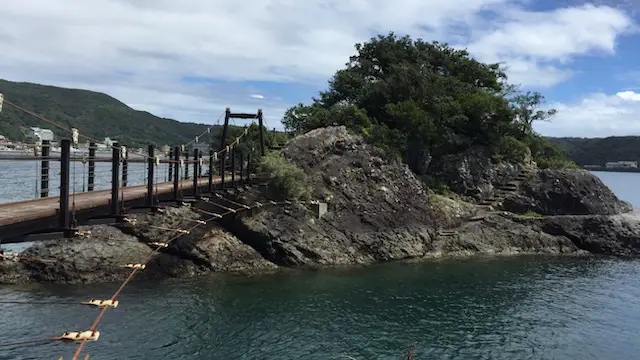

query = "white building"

[
  {"left": 25, "top": 127, "right": 54, "bottom": 142},
  {"left": 605, "top": 161, "right": 638, "bottom": 169}
]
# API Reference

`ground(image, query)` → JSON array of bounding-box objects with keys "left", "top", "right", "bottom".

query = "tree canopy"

[{"left": 282, "top": 32, "right": 573, "bottom": 178}]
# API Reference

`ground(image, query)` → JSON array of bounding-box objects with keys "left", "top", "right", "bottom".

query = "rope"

[
  {"left": 0, "top": 300, "right": 88, "bottom": 305},
  {"left": 0, "top": 337, "right": 60, "bottom": 348},
  {"left": 69, "top": 211, "right": 226, "bottom": 360}
]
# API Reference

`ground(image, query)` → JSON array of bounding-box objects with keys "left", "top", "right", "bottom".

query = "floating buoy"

[
  {"left": 81, "top": 299, "right": 119, "bottom": 308},
  {"left": 122, "top": 263, "right": 145, "bottom": 269},
  {"left": 60, "top": 330, "right": 100, "bottom": 342}
]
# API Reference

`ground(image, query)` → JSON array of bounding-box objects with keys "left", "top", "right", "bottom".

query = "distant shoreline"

[{"left": 584, "top": 167, "right": 640, "bottom": 173}]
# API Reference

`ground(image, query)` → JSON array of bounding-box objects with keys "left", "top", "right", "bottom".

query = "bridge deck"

[{"left": 0, "top": 176, "right": 225, "bottom": 227}]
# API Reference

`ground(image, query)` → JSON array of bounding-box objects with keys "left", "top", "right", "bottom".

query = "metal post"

[
  {"left": 239, "top": 151, "right": 244, "bottom": 185},
  {"left": 231, "top": 146, "right": 236, "bottom": 187},
  {"left": 208, "top": 149, "right": 214, "bottom": 193},
  {"left": 258, "top": 109, "right": 265, "bottom": 156},
  {"left": 59, "top": 139, "right": 71, "bottom": 233},
  {"left": 147, "top": 145, "right": 154, "bottom": 207},
  {"left": 87, "top": 142, "right": 95, "bottom": 191},
  {"left": 184, "top": 150, "right": 189, "bottom": 179},
  {"left": 110, "top": 142, "right": 121, "bottom": 216},
  {"left": 192, "top": 148, "right": 199, "bottom": 198},
  {"left": 219, "top": 147, "right": 226, "bottom": 190},
  {"left": 40, "top": 140, "right": 50, "bottom": 197},
  {"left": 173, "top": 146, "right": 180, "bottom": 203},
  {"left": 168, "top": 148, "right": 173, "bottom": 181}
]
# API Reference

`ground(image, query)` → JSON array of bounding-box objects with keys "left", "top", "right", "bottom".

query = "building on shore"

[{"left": 605, "top": 161, "right": 638, "bottom": 169}]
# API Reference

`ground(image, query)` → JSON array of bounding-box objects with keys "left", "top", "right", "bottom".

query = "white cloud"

[
  {"left": 535, "top": 90, "right": 640, "bottom": 137},
  {"left": 466, "top": 4, "right": 634, "bottom": 87},
  {"left": 249, "top": 94, "right": 265, "bottom": 99},
  {"left": 0, "top": 1, "right": 635, "bottom": 129}
]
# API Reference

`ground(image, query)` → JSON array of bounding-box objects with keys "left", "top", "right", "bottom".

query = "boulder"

[{"left": 503, "top": 169, "right": 633, "bottom": 215}]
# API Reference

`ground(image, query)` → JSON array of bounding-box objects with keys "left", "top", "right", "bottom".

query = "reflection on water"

[{"left": 1, "top": 257, "right": 640, "bottom": 359}]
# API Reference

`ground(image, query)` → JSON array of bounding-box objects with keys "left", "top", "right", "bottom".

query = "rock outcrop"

[
  {"left": 227, "top": 126, "right": 436, "bottom": 266},
  {"left": 502, "top": 169, "right": 633, "bottom": 215},
  {"left": 2, "top": 126, "right": 639, "bottom": 285}
]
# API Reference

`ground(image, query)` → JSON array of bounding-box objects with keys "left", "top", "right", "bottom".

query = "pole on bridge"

[
  {"left": 146, "top": 144, "right": 155, "bottom": 208},
  {"left": 208, "top": 149, "right": 214, "bottom": 193},
  {"left": 168, "top": 148, "right": 173, "bottom": 181},
  {"left": 192, "top": 148, "right": 199, "bottom": 198},
  {"left": 87, "top": 142, "right": 96, "bottom": 191},
  {"left": 184, "top": 149, "right": 189, "bottom": 180},
  {"left": 110, "top": 142, "right": 121, "bottom": 217},
  {"left": 258, "top": 109, "right": 265, "bottom": 156},
  {"left": 219, "top": 108, "right": 230, "bottom": 152},
  {"left": 239, "top": 151, "right": 244, "bottom": 185},
  {"left": 219, "top": 147, "right": 226, "bottom": 191},
  {"left": 122, "top": 147, "right": 128, "bottom": 187},
  {"left": 198, "top": 151, "right": 203, "bottom": 177},
  {"left": 40, "top": 140, "right": 50, "bottom": 198},
  {"left": 230, "top": 146, "right": 236, "bottom": 187},
  {"left": 173, "top": 146, "right": 180, "bottom": 203},
  {"left": 59, "top": 139, "right": 71, "bottom": 235}
]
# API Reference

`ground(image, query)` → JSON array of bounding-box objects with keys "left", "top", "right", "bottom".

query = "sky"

[{"left": 2, "top": 0, "right": 640, "bottom": 137}]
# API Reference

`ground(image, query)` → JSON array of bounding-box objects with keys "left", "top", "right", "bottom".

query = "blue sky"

[{"left": 2, "top": 0, "right": 640, "bottom": 137}]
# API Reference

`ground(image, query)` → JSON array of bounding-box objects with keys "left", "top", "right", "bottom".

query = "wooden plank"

[{"left": 0, "top": 176, "right": 227, "bottom": 227}]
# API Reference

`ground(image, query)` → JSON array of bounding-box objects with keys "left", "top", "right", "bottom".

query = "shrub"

[{"left": 257, "top": 151, "right": 311, "bottom": 201}]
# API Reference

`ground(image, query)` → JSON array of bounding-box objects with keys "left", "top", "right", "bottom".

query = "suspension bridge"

[{"left": 0, "top": 93, "right": 293, "bottom": 359}]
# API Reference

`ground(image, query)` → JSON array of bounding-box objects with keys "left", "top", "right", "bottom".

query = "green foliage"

[
  {"left": 280, "top": 32, "right": 572, "bottom": 177},
  {"left": 257, "top": 151, "right": 310, "bottom": 201},
  {"left": 0, "top": 79, "right": 248, "bottom": 148}
]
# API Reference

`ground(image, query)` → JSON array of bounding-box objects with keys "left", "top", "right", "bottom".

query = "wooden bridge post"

[
  {"left": 208, "top": 149, "right": 214, "bottom": 193},
  {"left": 184, "top": 149, "right": 189, "bottom": 180},
  {"left": 258, "top": 109, "right": 265, "bottom": 156},
  {"left": 167, "top": 148, "right": 173, "bottom": 181},
  {"left": 230, "top": 146, "right": 236, "bottom": 187},
  {"left": 110, "top": 142, "right": 121, "bottom": 217},
  {"left": 40, "top": 140, "right": 50, "bottom": 198},
  {"left": 87, "top": 142, "right": 96, "bottom": 191},
  {"left": 239, "top": 151, "right": 244, "bottom": 185},
  {"left": 219, "top": 147, "right": 226, "bottom": 190},
  {"left": 146, "top": 144, "right": 155, "bottom": 208},
  {"left": 219, "top": 108, "right": 230, "bottom": 152},
  {"left": 59, "top": 139, "right": 71, "bottom": 234},
  {"left": 192, "top": 148, "right": 199, "bottom": 198},
  {"left": 173, "top": 146, "right": 180, "bottom": 203}
]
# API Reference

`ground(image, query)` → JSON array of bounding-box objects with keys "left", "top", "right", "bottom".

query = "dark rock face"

[
  {"left": 0, "top": 207, "right": 275, "bottom": 284},
  {"left": 227, "top": 126, "right": 437, "bottom": 266},
  {"left": 515, "top": 211, "right": 640, "bottom": 256},
  {"left": 503, "top": 169, "right": 633, "bottom": 216},
  {"left": 433, "top": 146, "right": 524, "bottom": 201},
  {"left": 434, "top": 213, "right": 582, "bottom": 255}
]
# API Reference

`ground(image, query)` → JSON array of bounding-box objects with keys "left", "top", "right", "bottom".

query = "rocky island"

[{"left": 2, "top": 33, "right": 639, "bottom": 285}]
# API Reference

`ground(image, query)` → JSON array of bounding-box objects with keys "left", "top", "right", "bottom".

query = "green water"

[{"left": 2, "top": 256, "right": 640, "bottom": 359}]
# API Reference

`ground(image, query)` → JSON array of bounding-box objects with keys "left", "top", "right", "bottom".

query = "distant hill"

[
  {"left": 545, "top": 136, "right": 640, "bottom": 166},
  {"left": 0, "top": 79, "right": 223, "bottom": 148}
]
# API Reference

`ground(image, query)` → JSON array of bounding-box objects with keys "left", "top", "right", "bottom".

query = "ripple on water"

[{"left": 1, "top": 256, "right": 640, "bottom": 359}]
